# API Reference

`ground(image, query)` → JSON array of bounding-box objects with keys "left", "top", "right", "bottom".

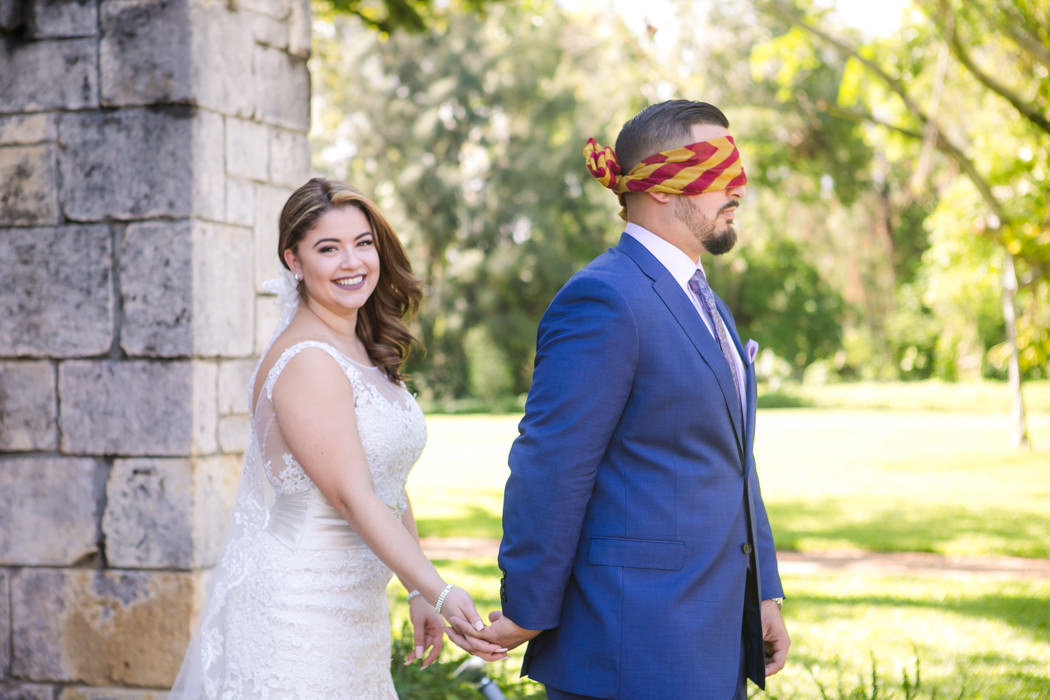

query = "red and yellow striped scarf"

[{"left": 584, "top": 136, "right": 747, "bottom": 217}]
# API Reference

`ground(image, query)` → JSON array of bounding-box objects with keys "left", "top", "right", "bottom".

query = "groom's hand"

[
  {"left": 448, "top": 610, "right": 540, "bottom": 660},
  {"left": 761, "top": 599, "right": 790, "bottom": 676}
]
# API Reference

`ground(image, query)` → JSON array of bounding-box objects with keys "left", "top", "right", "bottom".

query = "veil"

[{"left": 169, "top": 269, "right": 301, "bottom": 698}]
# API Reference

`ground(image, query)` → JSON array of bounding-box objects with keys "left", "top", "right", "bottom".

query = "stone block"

[
  {"left": 60, "top": 688, "right": 169, "bottom": 700},
  {"left": 10, "top": 568, "right": 198, "bottom": 686},
  {"left": 191, "top": 454, "right": 240, "bottom": 563},
  {"left": 102, "top": 455, "right": 239, "bottom": 568},
  {"left": 57, "top": 108, "right": 193, "bottom": 221},
  {"left": 28, "top": 0, "right": 98, "bottom": 38},
  {"left": 225, "top": 117, "right": 269, "bottom": 181},
  {"left": 268, "top": 127, "right": 309, "bottom": 188},
  {"left": 189, "top": 0, "right": 255, "bottom": 119},
  {"left": 0, "top": 144, "right": 60, "bottom": 225},
  {"left": 99, "top": 0, "right": 191, "bottom": 106},
  {"left": 0, "top": 457, "right": 101, "bottom": 566},
  {"left": 191, "top": 360, "right": 219, "bottom": 455},
  {"left": 58, "top": 361, "right": 218, "bottom": 456},
  {"left": 191, "top": 222, "right": 254, "bottom": 356},
  {"left": 246, "top": 7, "right": 288, "bottom": 50},
  {"left": 287, "top": 0, "right": 310, "bottom": 58},
  {"left": 0, "top": 361, "right": 57, "bottom": 451},
  {"left": 218, "top": 358, "right": 255, "bottom": 415},
  {"left": 254, "top": 46, "right": 309, "bottom": 130},
  {"left": 0, "top": 225, "right": 113, "bottom": 357},
  {"left": 237, "top": 0, "right": 289, "bottom": 19},
  {"left": 255, "top": 293, "right": 281, "bottom": 354},
  {"left": 217, "top": 414, "right": 248, "bottom": 454},
  {"left": 226, "top": 176, "right": 254, "bottom": 227},
  {"left": 119, "top": 221, "right": 193, "bottom": 357},
  {"left": 253, "top": 183, "right": 291, "bottom": 291},
  {"left": 191, "top": 109, "right": 225, "bottom": 222},
  {"left": 0, "top": 683, "right": 55, "bottom": 699},
  {"left": 0, "top": 0, "right": 20, "bottom": 31},
  {"left": 1, "top": 568, "right": 9, "bottom": 673},
  {"left": 0, "top": 36, "right": 98, "bottom": 113},
  {"left": 0, "top": 113, "right": 57, "bottom": 145}
]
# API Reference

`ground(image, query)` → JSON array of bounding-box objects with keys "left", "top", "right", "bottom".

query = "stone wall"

[{"left": 0, "top": 0, "right": 311, "bottom": 695}]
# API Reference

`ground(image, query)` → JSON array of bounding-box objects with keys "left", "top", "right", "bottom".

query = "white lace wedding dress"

[{"left": 170, "top": 327, "right": 427, "bottom": 698}]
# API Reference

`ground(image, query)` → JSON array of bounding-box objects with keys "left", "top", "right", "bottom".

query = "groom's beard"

[{"left": 675, "top": 197, "right": 738, "bottom": 256}]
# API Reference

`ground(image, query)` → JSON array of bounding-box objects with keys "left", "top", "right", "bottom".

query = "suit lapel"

[
  {"left": 717, "top": 296, "right": 756, "bottom": 465},
  {"left": 617, "top": 235, "right": 745, "bottom": 452}
]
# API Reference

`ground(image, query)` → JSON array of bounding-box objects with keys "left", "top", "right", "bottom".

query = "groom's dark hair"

[{"left": 615, "top": 100, "right": 730, "bottom": 173}]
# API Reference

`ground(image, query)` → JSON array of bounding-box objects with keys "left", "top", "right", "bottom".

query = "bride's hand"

[
  {"left": 437, "top": 586, "right": 509, "bottom": 659},
  {"left": 404, "top": 596, "right": 443, "bottom": 669}
]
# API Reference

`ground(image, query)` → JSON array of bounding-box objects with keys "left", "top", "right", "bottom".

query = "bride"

[{"left": 171, "top": 178, "right": 502, "bottom": 698}]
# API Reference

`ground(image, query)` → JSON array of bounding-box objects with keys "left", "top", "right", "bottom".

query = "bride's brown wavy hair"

[{"left": 278, "top": 177, "right": 423, "bottom": 383}]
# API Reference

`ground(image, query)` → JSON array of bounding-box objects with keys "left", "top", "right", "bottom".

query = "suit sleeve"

[
  {"left": 750, "top": 469, "right": 785, "bottom": 599},
  {"left": 498, "top": 274, "right": 638, "bottom": 630}
]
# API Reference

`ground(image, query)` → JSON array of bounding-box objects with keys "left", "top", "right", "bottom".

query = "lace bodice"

[{"left": 255, "top": 341, "right": 426, "bottom": 514}]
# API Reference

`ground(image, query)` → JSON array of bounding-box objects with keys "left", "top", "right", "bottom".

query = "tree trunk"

[{"left": 1001, "top": 251, "right": 1031, "bottom": 449}]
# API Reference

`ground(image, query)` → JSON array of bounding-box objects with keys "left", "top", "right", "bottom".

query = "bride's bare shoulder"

[{"left": 252, "top": 330, "right": 344, "bottom": 408}]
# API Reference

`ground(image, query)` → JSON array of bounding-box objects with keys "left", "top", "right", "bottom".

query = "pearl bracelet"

[
  {"left": 434, "top": 583, "right": 455, "bottom": 616},
  {"left": 406, "top": 590, "right": 421, "bottom": 603}
]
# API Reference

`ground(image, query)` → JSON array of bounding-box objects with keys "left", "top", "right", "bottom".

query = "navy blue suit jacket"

[{"left": 498, "top": 233, "right": 783, "bottom": 699}]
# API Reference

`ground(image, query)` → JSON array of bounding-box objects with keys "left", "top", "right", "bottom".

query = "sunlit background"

[{"left": 305, "top": 1, "right": 1049, "bottom": 697}]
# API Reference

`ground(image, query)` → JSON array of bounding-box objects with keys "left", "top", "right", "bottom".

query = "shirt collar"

[{"left": 623, "top": 222, "right": 705, "bottom": 286}]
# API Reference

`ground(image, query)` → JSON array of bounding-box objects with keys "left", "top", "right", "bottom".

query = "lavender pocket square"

[{"left": 745, "top": 339, "right": 759, "bottom": 364}]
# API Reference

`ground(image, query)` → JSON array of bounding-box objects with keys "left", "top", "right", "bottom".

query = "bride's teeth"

[{"left": 336, "top": 276, "right": 363, "bottom": 287}]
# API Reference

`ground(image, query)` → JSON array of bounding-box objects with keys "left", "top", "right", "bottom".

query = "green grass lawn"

[{"left": 393, "top": 384, "right": 1050, "bottom": 699}]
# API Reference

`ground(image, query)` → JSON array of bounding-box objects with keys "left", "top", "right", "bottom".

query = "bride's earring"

[{"left": 294, "top": 271, "right": 303, "bottom": 282}]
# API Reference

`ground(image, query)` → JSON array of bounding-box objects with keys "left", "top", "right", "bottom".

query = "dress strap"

[{"left": 263, "top": 340, "right": 353, "bottom": 402}]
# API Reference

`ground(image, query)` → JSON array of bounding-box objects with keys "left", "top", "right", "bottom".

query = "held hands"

[
  {"left": 761, "top": 599, "right": 790, "bottom": 676},
  {"left": 426, "top": 585, "right": 510, "bottom": 660},
  {"left": 446, "top": 610, "right": 539, "bottom": 661}
]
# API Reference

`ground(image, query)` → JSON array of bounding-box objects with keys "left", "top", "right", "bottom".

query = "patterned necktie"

[{"left": 688, "top": 268, "right": 743, "bottom": 416}]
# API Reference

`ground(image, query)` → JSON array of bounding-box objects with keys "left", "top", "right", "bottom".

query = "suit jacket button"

[{"left": 742, "top": 542, "right": 753, "bottom": 555}]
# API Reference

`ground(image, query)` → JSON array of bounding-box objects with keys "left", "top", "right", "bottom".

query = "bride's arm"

[
  {"left": 271, "top": 350, "right": 498, "bottom": 649},
  {"left": 397, "top": 493, "right": 421, "bottom": 587},
  {"left": 396, "top": 493, "right": 446, "bottom": 668}
]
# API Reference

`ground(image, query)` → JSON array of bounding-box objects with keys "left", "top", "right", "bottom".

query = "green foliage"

[
  {"left": 747, "top": 0, "right": 1050, "bottom": 385},
  {"left": 315, "top": 0, "right": 497, "bottom": 35},
  {"left": 710, "top": 236, "right": 846, "bottom": 374},
  {"left": 390, "top": 621, "right": 546, "bottom": 699},
  {"left": 313, "top": 2, "right": 655, "bottom": 400}
]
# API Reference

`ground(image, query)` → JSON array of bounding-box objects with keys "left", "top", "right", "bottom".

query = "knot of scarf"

[{"left": 583, "top": 135, "right": 747, "bottom": 202}]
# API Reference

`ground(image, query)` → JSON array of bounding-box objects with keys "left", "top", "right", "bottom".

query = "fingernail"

[
  {"left": 415, "top": 646, "right": 423, "bottom": 658},
  {"left": 473, "top": 620, "right": 484, "bottom": 631}
]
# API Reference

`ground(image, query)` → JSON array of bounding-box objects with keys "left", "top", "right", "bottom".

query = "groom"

[{"left": 450, "top": 100, "right": 789, "bottom": 699}]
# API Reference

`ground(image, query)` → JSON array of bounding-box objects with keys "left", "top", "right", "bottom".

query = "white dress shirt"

[{"left": 624, "top": 222, "right": 748, "bottom": 415}]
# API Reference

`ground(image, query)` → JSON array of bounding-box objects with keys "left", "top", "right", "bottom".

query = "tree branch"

[
  {"left": 978, "top": 1, "right": 1050, "bottom": 71},
  {"left": 761, "top": 0, "right": 1008, "bottom": 226},
  {"left": 928, "top": 0, "right": 1050, "bottom": 135}
]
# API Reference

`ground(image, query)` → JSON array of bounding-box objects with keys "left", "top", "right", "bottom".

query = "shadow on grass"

[
  {"left": 416, "top": 505, "right": 502, "bottom": 539},
  {"left": 767, "top": 498, "right": 1050, "bottom": 559}
]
